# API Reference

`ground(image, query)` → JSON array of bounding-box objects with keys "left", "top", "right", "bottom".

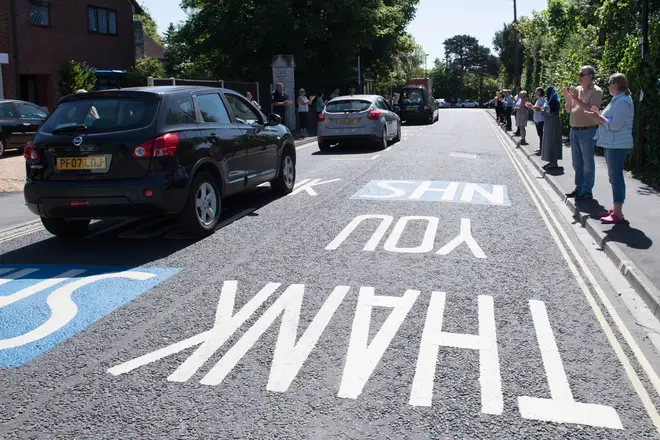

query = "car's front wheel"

[
  {"left": 271, "top": 147, "right": 296, "bottom": 196},
  {"left": 178, "top": 172, "right": 221, "bottom": 238},
  {"left": 41, "top": 217, "right": 90, "bottom": 239},
  {"left": 318, "top": 141, "right": 331, "bottom": 152},
  {"left": 0, "top": 137, "right": 6, "bottom": 158}
]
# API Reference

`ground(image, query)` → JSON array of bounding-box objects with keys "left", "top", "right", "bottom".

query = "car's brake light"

[
  {"left": 317, "top": 112, "right": 326, "bottom": 122},
  {"left": 24, "top": 141, "right": 39, "bottom": 161},
  {"left": 132, "top": 132, "right": 179, "bottom": 158},
  {"left": 424, "top": 105, "right": 430, "bottom": 111},
  {"left": 367, "top": 109, "right": 382, "bottom": 120}
]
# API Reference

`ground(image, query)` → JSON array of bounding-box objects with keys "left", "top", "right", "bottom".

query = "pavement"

[
  {"left": 1, "top": 111, "right": 660, "bottom": 439},
  {"left": 488, "top": 110, "right": 660, "bottom": 319}
]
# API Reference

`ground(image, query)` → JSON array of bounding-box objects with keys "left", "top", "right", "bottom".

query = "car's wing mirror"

[{"left": 266, "top": 113, "right": 282, "bottom": 126}]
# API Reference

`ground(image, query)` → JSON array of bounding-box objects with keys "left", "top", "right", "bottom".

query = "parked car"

[
  {"left": 0, "top": 100, "right": 49, "bottom": 157},
  {"left": 398, "top": 86, "right": 438, "bottom": 124},
  {"left": 23, "top": 86, "right": 297, "bottom": 238},
  {"left": 435, "top": 98, "right": 449, "bottom": 109},
  {"left": 317, "top": 94, "right": 401, "bottom": 151},
  {"left": 458, "top": 100, "right": 480, "bottom": 108}
]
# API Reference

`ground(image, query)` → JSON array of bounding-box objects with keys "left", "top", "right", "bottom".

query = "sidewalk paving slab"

[{"left": 488, "top": 110, "right": 660, "bottom": 318}]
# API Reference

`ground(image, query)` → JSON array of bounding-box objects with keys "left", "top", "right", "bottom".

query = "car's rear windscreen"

[
  {"left": 399, "top": 89, "right": 424, "bottom": 105},
  {"left": 325, "top": 100, "right": 372, "bottom": 113},
  {"left": 41, "top": 97, "right": 159, "bottom": 134}
]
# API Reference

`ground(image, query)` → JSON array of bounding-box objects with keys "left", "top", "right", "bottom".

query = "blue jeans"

[
  {"left": 604, "top": 148, "right": 629, "bottom": 204},
  {"left": 570, "top": 127, "right": 598, "bottom": 195}
]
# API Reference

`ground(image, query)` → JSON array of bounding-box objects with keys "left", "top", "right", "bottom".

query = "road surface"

[{"left": 1, "top": 110, "right": 660, "bottom": 439}]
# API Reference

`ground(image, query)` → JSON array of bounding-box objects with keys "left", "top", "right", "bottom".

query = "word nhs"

[
  {"left": 351, "top": 180, "right": 511, "bottom": 206},
  {"left": 110, "top": 281, "right": 621, "bottom": 430}
]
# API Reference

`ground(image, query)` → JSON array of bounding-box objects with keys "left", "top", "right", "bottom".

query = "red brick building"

[{"left": 0, "top": 0, "right": 143, "bottom": 111}]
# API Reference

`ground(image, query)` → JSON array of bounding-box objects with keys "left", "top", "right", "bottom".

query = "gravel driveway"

[{"left": 0, "top": 152, "right": 25, "bottom": 193}]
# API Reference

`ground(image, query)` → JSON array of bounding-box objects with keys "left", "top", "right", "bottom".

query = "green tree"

[
  {"left": 174, "top": 0, "right": 420, "bottom": 91},
  {"left": 124, "top": 58, "right": 167, "bottom": 87},
  {"left": 443, "top": 35, "right": 496, "bottom": 100},
  {"left": 60, "top": 60, "right": 97, "bottom": 95},
  {"left": 134, "top": 3, "right": 163, "bottom": 45}
]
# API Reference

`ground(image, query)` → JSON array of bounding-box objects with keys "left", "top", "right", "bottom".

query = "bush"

[
  {"left": 60, "top": 60, "right": 97, "bottom": 95},
  {"left": 123, "top": 57, "right": 167, "bottom": 87}
]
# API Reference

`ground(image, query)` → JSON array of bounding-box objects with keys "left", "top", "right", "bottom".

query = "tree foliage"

[
  {"left": 439, "top": 35, "right": 501, "bottom": 101},
  {"left": 165, "top": 0, "right": 420, "bottom": 92},
  {"left": 60, "top": 60, "right": 97, "bottom": 95},
  {"left": 124, "top": 57, "right": 167, "bottom": 87},
  {"left": 134, "top": 4, "right": 163, "bottom": 45},
  {"left": 500, "top": 0, "right": 660, "bottom": 183}
]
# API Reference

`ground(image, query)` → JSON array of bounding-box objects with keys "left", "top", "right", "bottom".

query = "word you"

[
  {"left": 110, "top": 281, "right": 621, "bottom": 430},
  {"left": 0, "top": 265, "right": 179, "bottom": 367},
  {"left": 290, "top": 178, "right": 341, "bottom": 196},
  {"left": 350, "top": 180, "right": 510, "bottom": 206},
  {"left": 326, "top": 214, "right": 486, "bottom": 259}
]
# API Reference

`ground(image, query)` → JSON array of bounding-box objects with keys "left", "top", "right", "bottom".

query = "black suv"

[
  {"left": 397, "top": 86, "right": 439, "bottom": 124},
  {"left": 0, "top": 100, "right": 49, "bottom": 157},
  {"left": 23, "top": 86, "right": 297, "bottom": 238}
]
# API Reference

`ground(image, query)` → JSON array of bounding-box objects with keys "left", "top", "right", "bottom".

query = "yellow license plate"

[
  {"left": 56, "top": 156, "right": 107, "bottom": 171},
  {"left": 337, "top": 119, "right": 356, "bottom": 125},
  {"left": 407, "top": 107, "right": 418, "bottom": 111}
]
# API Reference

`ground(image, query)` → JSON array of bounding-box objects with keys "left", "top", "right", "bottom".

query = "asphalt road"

[{"left": 1, "top": 110, "right": 660, "bottom": 439}]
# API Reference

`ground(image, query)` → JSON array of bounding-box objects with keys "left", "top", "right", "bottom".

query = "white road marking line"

[
  {"left": 0, "top": 223, "right": 45, "bottom": 244},
  {"left": 489, "top": 116, "right": 660, "bottom": 434},
  {"left": 450, "top": 152, "right": 477, "bottom": 159}
]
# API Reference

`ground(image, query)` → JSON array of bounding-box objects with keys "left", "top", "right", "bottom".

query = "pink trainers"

[
  {"left": 599, "top": 209, "right": 614, "bottom": 218},
  {"left": 601, "top": 213, "right": 625, "bottom": 224}
]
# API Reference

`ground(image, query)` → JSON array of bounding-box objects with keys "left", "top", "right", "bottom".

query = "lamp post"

[{"left": 425, "top": 53, "right": 429, "bottom": 90}]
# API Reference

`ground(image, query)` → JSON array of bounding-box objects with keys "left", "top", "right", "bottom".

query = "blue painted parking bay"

[
  {"left": 0, "top": 265, "right": 179, "bottom": 367},
  {"left": 350, "top": 180, "right": 511, "bottom": 206}
]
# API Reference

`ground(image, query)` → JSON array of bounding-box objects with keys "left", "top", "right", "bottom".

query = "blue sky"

[{"left": 140, "top": 0, "right": 548, "bottom": 63}]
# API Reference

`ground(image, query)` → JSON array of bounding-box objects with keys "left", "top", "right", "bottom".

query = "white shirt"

[
  {"left": 533, "top": 97, "right": 546, "bottom": 123},
  {"left": 298, "top": 96, "right": 309, "bottom": 112}
]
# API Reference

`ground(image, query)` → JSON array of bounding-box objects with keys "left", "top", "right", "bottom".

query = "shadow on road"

[
  {"left": 311, "top": 142, "right": 383, "bottom": 156},
  {"left": 0, "top": 186, "right": 280, "bottom": 267}
]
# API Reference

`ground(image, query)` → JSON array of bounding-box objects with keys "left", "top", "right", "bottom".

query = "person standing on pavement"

[
  {"left": 529, "top": 86, "right": 562, "bottom": 169},
  {"left": 513, "top": 87, "right": 523, "bottom": 136},
  {"left": 297, "top": 88, "right": 314, "bottom": 139},
  {"left": 562, "top": 66, "right": 603, "bottom": 200},
  {"left": 495, "top": 91, "right": 504, "bottom": 124},
  {"left": 570, "top": 73, "right": 634, "bottom": 224},
  {"left": 514, "top": 91, "right": 530, "bottom": 146},
  {"left": 272, "top": 83, "right": 292, "bottom": 127},
  {"left": 532, "top": 87, "right": 546, "bottom": 154},
  {"left": 503, "top": 90, "right": 514, "bottom": 131}
]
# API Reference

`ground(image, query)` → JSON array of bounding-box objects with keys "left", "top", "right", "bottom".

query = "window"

[
  {"left": 224, "top": 94, "right": 261, "bottom": 124},
  {"left": 165, "top": 98, "right": 197, "bottom": 125},
  {"left": 196, "top": 94, "right": 231, "bottom": 123},
  {"left": 88, "top": 6, "right": 117, "bottom": 35},
  {"left": 17, "top": 103, "right": 48, "bottom": 119},
  {"left": 41, "top": 97, "right": 159, "bottom": 134},
  {"left": 29, "top": 1, "right": 50, "bottom": 27},
  {"left": 325, "top": 100, "right": 372, "bottom": 113},
  {"left": 0, "top": 103, "right": 18, "bottom": 119}
]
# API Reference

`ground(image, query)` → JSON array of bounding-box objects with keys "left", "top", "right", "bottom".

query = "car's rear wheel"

[
  {"left": 178, "top": 172, "right": 221, "bottom": 238},
  {"left": 0, "top": 137, "right": 6, "bottom": 158},
  {"left": 375, "top": 126, "right": 387, "bottom": 150},
  {"left": 393, "top": 123, "right": 401, "bottom": 143},
  {"left": 318, "top": 141, "right": 331, "bottom": 152},
  {"left": 271, "top": 148, "right": 296, "bottom": 196},
  {"left": 41, "top": 217, "right": 90, "bottom": 239},
  {"left": 427, "top": 114, "right": 434, "bottom": 125}
]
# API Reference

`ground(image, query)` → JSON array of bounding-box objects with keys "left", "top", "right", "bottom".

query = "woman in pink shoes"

[{"left": 570, "top": 73, "right": 634, "bottom": 224}]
